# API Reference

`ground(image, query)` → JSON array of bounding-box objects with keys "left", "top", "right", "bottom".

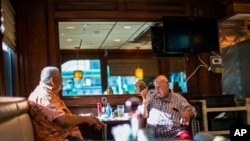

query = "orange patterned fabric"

[{"left": 28, "top": 82, "right": 83, "bottom": 141}]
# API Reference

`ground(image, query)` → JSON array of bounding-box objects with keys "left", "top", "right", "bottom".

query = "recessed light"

[
  {"left": 66, "top": 26, "right": 75, "bottom": 29},
  {"left": 113, "top": 39, "right": 120, "bottom": 42},
  {"left": 124, "top": 26, "right": 131, "bottom": 29},
  {"left": 66, "top": 39, "right": 73, "bottom": 41}
]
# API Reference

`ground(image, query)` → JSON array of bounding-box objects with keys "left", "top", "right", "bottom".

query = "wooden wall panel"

[
  {"left": 26, "top": 0, "right": 49, "bottom": 94},
  {"left": 53, "top": 0, "right": 194, "bottom": 20},
  {"left": 218, "top": 0, "right": 250, "bottom": 18},
  {"left": 54, "top": 1, "right": 119, "bottom": 11},
  {"left": 15, "top": 0, "right": 50, "bottom": 97},
  {"left": 108, "top": 59, "right": 158, "bottom": 77},
  {"left": 124, "top": 1, "right": 187, "bottom": 14},
  {"left": 185, "top": 52, "right": 222, "bottom": 99}
]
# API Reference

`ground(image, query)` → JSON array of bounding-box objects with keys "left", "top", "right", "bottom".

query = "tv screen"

[
  {"left": 150, "top": 26, "right": 184, "bottom": 57},
  {"left": 162, "top": 16, "right": 220, "bottom": 53}
]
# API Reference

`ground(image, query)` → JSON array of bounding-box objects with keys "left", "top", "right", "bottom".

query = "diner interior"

[{"left": 1, "top": 0, "right": 250, "bottom": 140}]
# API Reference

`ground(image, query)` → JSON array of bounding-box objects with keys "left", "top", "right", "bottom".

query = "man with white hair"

[
  {"left": 140, "top": 75, "right": 196, "bottom": 140},
  {"left": 28, "top": 66, "right": 105, "bottom": 141}
]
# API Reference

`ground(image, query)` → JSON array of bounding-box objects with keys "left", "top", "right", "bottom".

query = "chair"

[{"left": 187, "top": 117, "right": 200, "bottom": 138}]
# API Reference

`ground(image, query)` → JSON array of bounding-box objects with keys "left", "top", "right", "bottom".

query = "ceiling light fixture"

[
  {"left": 113, "top": 39, "right": 120, "bottom": 42},
  {"left": 73, "top": 46, "right": 83, "bottom": 79},
  {"left": 135, "top": 47, "right": 143, "bottom": 80},
  {"left": 66, "top": 26, "right": 75, "bottom": 29},
  {"left": 124, "top": 26, "right": 131, "bottom": 29},
  {"left": 66, "top": 38, "right": 73, "bottom": 41},
  {"left": 73, "top": 24, "right": 86, "bottom": 79}
]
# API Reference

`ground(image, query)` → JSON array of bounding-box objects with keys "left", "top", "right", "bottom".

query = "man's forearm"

[
  {"left": 56, "top": 114, "right": 92, "bottom": 127},
  {"left": 140, "top": 101, "right": 148, "bottom": 118}
]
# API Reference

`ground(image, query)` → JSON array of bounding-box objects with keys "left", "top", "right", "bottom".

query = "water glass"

[{"left": 117, "top": 105, "right": 125, "bottom": 117}]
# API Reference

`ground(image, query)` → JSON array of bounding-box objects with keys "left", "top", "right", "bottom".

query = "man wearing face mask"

[
  {"left": 140, "top": 75, "right": 196, "bottom": 140},
  {"left": 28, "top": 66, "right": 105, "bottom": 141}
]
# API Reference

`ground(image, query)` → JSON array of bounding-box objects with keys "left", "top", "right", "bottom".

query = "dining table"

[{"left": 79, "top": 117, "right": 130, "bottom": 141}]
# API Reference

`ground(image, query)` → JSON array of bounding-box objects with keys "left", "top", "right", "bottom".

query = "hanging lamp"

[
  {"left": 73, "top": 24, "right": 87, "bottom": 80},
  {"left": 135, "top": 47, "right": 143, "bottom": 80},
  {"left": 135, "top": 67, "right": 143, "bottom": 80},
  {"left": 73, "top": 46, "right": 83, "bottom": 79}
]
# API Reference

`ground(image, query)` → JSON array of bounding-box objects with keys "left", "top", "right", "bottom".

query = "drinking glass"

[{"left": 117, "top": 105, "right": 125, "bottom": 117}]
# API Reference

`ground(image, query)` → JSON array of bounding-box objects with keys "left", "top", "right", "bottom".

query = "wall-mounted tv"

[
  {"left": 162, "top": 16, "right": 220, "bottom": 53},
  {"left": 150, "top": 26, "right": 184, "bottom": 57}
]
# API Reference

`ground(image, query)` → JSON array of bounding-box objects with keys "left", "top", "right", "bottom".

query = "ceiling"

[
  {"left": 59, "top": 14, "right": 250, "bottom": 50},
  {"left": 59, "top": 21, "right": 161, "bottom": 50}
]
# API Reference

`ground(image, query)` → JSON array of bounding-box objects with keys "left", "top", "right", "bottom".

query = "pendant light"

[
  {"left": 135, "top": 47, "right": 143, "bottom": 80},
  {"left": 74, "top": 46, "right": 83, "bottom": 79},
  {"left": 73, "top": 24, "right": 86, "bottom": 80}
]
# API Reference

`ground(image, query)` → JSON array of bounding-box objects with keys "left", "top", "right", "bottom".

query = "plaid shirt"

[
  {"left": 146, "top": 92, "right": 196, "bottom": 138},
  {"left": 28, "top": 82, "right": 83, "bottom": 141}
]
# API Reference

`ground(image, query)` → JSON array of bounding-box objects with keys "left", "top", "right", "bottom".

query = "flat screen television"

[
  {"left": 150, "top": 26, "right": 184, "bottom": 57},
  {"left": 162, "top": 16, "right": 220, "bottom": 53}
]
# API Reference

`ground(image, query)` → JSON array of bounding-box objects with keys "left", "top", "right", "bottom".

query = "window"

[
  {"left": 2, "top": 42, "right": 13, "bottom": 96},
  {"left": 61, "top": 59, "right": 102, "bottom": 96},
  {"left": 106, "top": 59, "right": 159, "bottom": 94},
  {"left": 107, "top": 76, "right": 137, "bottom": 94},
  {"left": 61, "top": 59, "right": 159, "bottom": 95},
  {"left": 106, "top": 75, "right": 156, "bottom": 95},
  {"left": 1, "top": 0, "right": 16, "bottom": 96},
  {"left": 168, "top": 72, "right": 187, "bottom": 93}
]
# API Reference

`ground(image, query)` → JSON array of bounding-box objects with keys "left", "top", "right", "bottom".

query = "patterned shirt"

[
  {"left": 28, "top": 82, "right": 83, "bottom": 141},
  {"left": 146, "top": 92, "right": 196, "bottom": 138}
]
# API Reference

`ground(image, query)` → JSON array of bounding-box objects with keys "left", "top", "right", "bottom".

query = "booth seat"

[{"left": 0, "top": 96, "right": 35, "bottom": 141}]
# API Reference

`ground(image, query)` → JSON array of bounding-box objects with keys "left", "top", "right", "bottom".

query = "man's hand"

[
  {"left": 140, "top": 88, "right": 150, "bottom": 101},
  {"left": 84, "top": 116, "right": 106, "bottom": 130},
  {"left": 140, "top": 88, "right": 150, "bottom": 118},
  {"left": 180, "top": 110, "right": 193, "bottom": 126}
]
